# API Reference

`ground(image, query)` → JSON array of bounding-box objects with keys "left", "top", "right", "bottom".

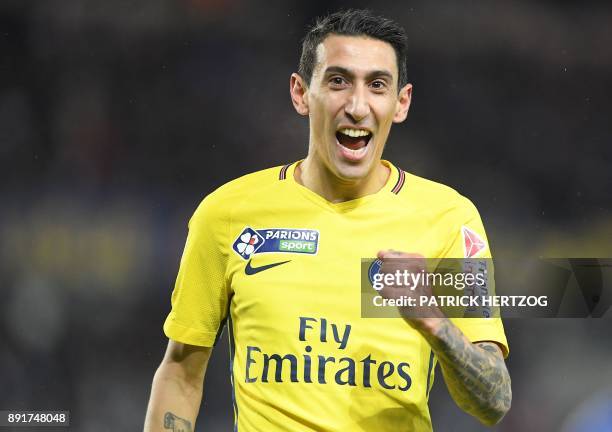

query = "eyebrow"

[{"left": 323, "top": 66, "right": 394, "bottom": 82}]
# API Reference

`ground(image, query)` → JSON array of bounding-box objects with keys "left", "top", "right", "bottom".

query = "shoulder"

[
  {"left": 205, "top": 165, "right": 286, "bottom": 202},
  {"left": 393, "top": 169, "right": 482, "bottom": 223},
  {"left": 189, "top": 164, "right": 289, "bottom": 227}
]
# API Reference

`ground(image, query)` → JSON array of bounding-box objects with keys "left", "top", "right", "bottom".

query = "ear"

[
  {"left": 290, "top": 73, "right": 309, "bottom": 116},
  {"left": 393, "top": 83, "right": 413, "bottom": 123}
]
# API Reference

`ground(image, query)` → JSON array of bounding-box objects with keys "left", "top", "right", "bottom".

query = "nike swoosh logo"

[{"left": 245, "top": 259, "right": 291, "bottom": 275}]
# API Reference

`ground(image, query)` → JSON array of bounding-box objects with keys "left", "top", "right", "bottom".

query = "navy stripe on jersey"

[
  {"left": 279, "top": 163, "right": 291, "bottom": 180},
  {"left": 213, "top": 315, "right": 228, "bottom": 347},
  {"left": 228, "top": 314, "right": 239, "bottom": 431},
  {"left": 391, "top": 167, "right": 406, "bottom": 194},
  {"left": 426, "top": 350, "right": 435, "bottom": 397}
]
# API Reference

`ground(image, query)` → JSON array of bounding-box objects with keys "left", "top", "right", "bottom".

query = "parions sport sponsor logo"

[{"left": 232, "top": 227, "right": 319, "bottom": 260}]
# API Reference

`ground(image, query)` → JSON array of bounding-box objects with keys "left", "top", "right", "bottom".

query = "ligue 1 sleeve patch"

[
  {"left": 232, "top": 227, "right": 319, "bottom": 260},
  {"left": 461, "top": 226, "right": 487, "bottom": 258}
]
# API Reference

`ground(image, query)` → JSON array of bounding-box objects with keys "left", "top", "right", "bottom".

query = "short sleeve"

[
  {"left": 163, "top": 194, "right": 232, "bottom": 347},
  {"left": 443, "top": 195, "right": 510, "bottom": 358}
]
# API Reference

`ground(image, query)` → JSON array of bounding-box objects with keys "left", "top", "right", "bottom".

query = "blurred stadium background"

[{"left": 0, "top": 0, "right": 611, "bottom": 430}]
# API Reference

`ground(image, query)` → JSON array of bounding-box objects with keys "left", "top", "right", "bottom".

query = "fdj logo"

[
  {"left": 232, "top": 227, "right": 320, "bottom": 260},
  {"left": 232, "top": 228, "right": 265, "bottom": 259}
]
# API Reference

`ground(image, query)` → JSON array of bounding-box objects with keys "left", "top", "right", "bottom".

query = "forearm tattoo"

[
  {"left": 164, "top": 412, "right": 193, "bottom": 432},
  {"left": 427, "top": 320, "right": 512, "bottom": 424}
]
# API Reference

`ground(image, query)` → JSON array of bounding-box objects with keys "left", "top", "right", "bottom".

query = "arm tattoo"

[
  {"left": 164, "top": 412, "right": 193, "bottom": 432},
  {"left": 425, "top": 320, "right": 512, "bottom": 425}
]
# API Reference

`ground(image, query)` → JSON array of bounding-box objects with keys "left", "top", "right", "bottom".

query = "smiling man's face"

[{"left": 295, "top": 35, "right": 412, "bottom": 182}]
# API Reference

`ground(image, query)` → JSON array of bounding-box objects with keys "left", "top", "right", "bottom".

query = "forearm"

[
  {"left": 144, "top": 362, "right": 204, "bottom": 432},
  {"left": 417, "top": 319, "right": 511, "bottom": 426}
]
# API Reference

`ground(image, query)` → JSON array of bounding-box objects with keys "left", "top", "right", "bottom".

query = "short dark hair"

[{"left": 298, "top": 9, "right": 409, "bottom": 89}]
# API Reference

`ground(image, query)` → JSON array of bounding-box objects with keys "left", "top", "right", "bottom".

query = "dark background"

[{"left": 1, "top": 0, "right": 611, "bottom": 431}]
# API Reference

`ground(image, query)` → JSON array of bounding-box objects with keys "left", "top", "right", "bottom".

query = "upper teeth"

[{"left": 339, "top": 128, "right": 370, "bottom": 137}]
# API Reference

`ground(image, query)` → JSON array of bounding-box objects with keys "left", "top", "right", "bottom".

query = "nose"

[{"left": 344, "top": 85, "right": 370, "bottom": 123}]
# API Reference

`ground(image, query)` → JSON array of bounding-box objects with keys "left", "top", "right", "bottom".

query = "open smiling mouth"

[{"left": 335, "top": 128, "right": 373, "bottom": 161}]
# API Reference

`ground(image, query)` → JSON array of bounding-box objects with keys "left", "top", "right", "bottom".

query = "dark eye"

[
  {"left": 371, "top": 80, "right": 387, "bottom": 90},
  {"left": 329, "top": 76, "right": 347, "bottom": 88}
]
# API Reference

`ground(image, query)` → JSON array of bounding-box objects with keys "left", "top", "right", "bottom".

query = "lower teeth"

[{"left": 344, "top": 145, "right": 366, "bottom": 155}]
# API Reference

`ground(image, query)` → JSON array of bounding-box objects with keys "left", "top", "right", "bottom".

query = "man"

[{"left": 144, "top": 9, "right": 511, "bottom": 432}]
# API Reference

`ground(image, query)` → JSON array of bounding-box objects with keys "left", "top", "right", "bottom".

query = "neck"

[{"left": 295, "top": 156, "right": 390, "bottom": 203}]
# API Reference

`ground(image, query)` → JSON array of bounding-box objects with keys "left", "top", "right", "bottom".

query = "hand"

[{"left": 376, "top": 250, "right": 445, "bottom": 331}]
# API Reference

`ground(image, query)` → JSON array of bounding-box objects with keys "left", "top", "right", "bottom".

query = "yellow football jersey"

[{"left": 164, "top": 160, "right": 509, "bottom": 432}]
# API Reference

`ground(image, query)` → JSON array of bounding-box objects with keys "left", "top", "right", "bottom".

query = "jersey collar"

[{"left": 281, "top": 160, "right": 404, "bottom": 213}]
